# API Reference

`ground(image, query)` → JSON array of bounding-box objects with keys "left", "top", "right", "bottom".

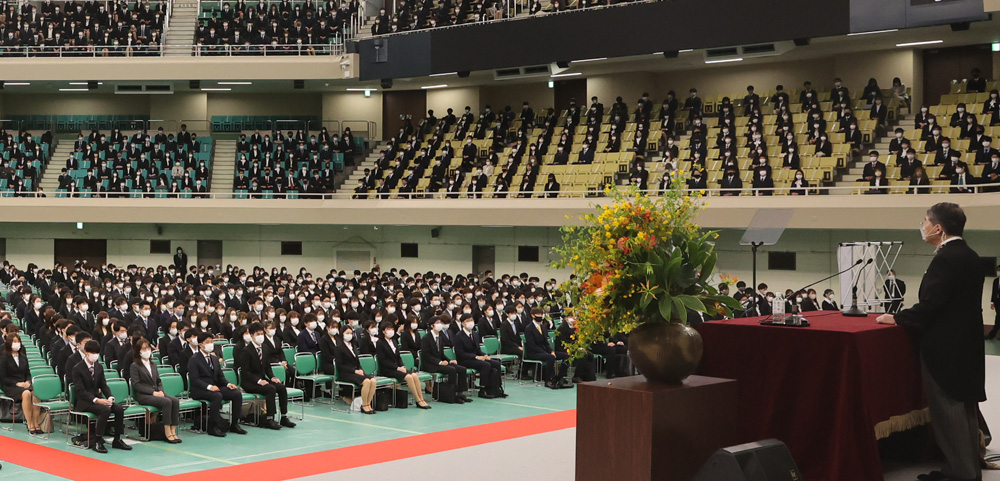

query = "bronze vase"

[{"left": 628, "top": 320, "right": 704, "bottom": 384}]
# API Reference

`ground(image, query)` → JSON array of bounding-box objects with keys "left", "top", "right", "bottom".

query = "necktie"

[
  {"left": 536, "top": 324, "right": 542, "bottom": 334},
  {"left": 89, "top": 364, "right": 94, "bottom": 377},
  {"left": 207, "top": 355, "right": 214, "bottom": 372}
]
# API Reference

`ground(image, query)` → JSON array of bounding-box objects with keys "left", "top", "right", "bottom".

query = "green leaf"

[
  {"left": 700, "top": 252, "right": 717, "bottom": 283},
  {"left": 671, "top": 297, "right": 687, "bottom": 322},
  {"left": 658, "top": 295, "right": 673, "bottom": 321},
  {"left": 676, "top": 294, "right": 707, "bottom": 313}
]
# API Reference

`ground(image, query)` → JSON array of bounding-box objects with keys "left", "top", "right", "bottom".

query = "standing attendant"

[
  {"left": 877, "top": 202, "right": 985, "bottom": 481},
  {"left": 173, "top": 247, "right": 188, "bottom": 273}
]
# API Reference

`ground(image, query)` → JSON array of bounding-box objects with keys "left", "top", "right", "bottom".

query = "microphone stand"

[
  {"left": 782, "top": 259, "right": 864, "bottom": 324},
  {"left": 842, "top": 259, "right": 874, "bottom": 317}
]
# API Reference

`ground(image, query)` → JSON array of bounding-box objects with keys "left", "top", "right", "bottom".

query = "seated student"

[
  {"left": 909, "top": 166, "right": 932, "bottom": 194},
  {"left": 866, "top": 165, "right": 889, "bottom": 194},
  {"left": 800, "top": 289, "right": 820, "bottom": 312},
  {"left": 523, "top": 308, "right": 568, "bottom": 389},
  {"left": 0, "top": 333, "right": 44, "bottom": 434},
  {"left": 719, "top": 168, "right": 742, "bottom": 196},
  {"left": 333, "top": 325, "right": 377, "bottom": 414},
  {"left": 555, "top": 316, "right": 595, "bottom": 383},
  {"left": 789, "top": 169, "right": 810, "bottom": 196},
  {"left": 821, "top": 289, "right": 839, "bottom": 311},
  {"left": 949, "top": 162, "right": 976, "bottom": 193},
  {"left": 398, "top": 315, "right": 422, "bottom": 354},
  {"left": 861, "top": 151, "right": 886, "bottom": 181},
  {"left": 72, "top": 340, "right": 132, "bottom": 453},
  {"left": 982, "top": 150, "right": 1000, "bottom": 192},
  {"left": 686, "top": 169, "right": 707, "bottom": 191},
  {"left": 897, "top": 149, "right": 922, "bottom": 181},
  {"left": 296, "top": 313, "right": 320, "bottom": 353},
  {"left": 419, "top": 315, "right": 471, "bottom": 403},
  {"left": 239, "top": 323, "right": 297, "bottom": 429},
  {"left": 498, "top": 308, "right": 523, "bottom": 357},
  {"left": 375, "top": 321, "right": 432, "bottom": 408},
  {"left": 751, "top": 166, "right": 774, "bottom": 196},
  {"left": 188, "top": 332, "right": 246, "bottom": 437},
  {"left": 102, "top": 321, "right": 130, "bottom": 370},
  {"left": 359, "top": 320, "right": 379, "bottom": 355},
  {"left": 129, "top": 338, "right": 182, "bottom": 443},
  {"left": 453, "top": 314, "right": 504, "bottom": 399}
]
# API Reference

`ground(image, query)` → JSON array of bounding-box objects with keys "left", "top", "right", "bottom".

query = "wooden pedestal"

[{"left": 575, "top": 375, "right": 738, "bottom": 481}]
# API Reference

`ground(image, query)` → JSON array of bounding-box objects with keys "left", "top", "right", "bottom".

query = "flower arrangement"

[{"left": 552, "top": 182, "right": 740, "bottom": 358}]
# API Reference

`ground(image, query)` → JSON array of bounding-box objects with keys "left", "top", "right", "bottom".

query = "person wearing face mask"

[
  {"left": 296, "top": 313, "right": 320, "bottom": 354},
  {"left": 239, "top": 323, "right": 297, "bottom": 430},
  {"left": 949, "top": 161, "right": 976, "bottom": 194},
  {"left": 101, "top": 321, "right": 131, "bottom": 371},
  {"left": 176, "top": 327, "right": 200, "bottom": 384},
  {"left": 524, "top": 308, "right": 568, "bottom": 389},
  {"left": 130, "top": 338, "right": 182, "bottom": 444},
  {"left": 399, "top": 314, "right": 423, "bottom": 354},
  {"left": 376, "top": 321, "right": 433, "bottom": 408},
  {"left": 283, "top": 311, "right": 302, "bottom": 346},
  {"left": 24, "top": 295, "right": 45, "bottom": 336},
  {"left": 877, "top": 203, "right": 985, "bottom": 481},
  {"left": 72, "top": 339, "right": 132, "bottom": 453},
  {"left": 359, "top": 320, "right": 380, "bottom": 355},
  {"left": 1, "top": 333, "right": 44, "bottom": 435},
  {"left": 477, "top": 305, "right": 501, "bottom": 338},
  {"left": 881, "top": 269, "right": 907, "bottom": 314},
  {"left": 865, "top": 165, "right": 888, "bottom": 195},
  {"left": 555, "top": 316, "right": 597, "bottom": 383},
  {"left": 820, "top": 289, "right": 839, "bottom": 311},
  {"left": 419, "top": 315, "right": 470, "bottom": 404},
  {"left": 453, "top": 314, "right": 505, "bottom": 399},
  {"left": 188, "top": 333, "right": 246, "bottom": 437},
  {"left": 799, "top": 289, "right": 820, "bottom": 312},
  {"left": 334, "top": 326, "right": 378, "bottom": 414},
  {"left": 71, "top": 296, "right": 95, "bottom": 333}
]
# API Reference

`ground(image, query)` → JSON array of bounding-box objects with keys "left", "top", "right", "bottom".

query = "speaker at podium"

[{"left": 690, "top": 439, "right": 802, "bottom": 481}]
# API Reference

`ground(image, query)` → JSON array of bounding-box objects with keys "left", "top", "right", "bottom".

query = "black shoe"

[
  {"left": 458, "top": 394, "right": 473, "bottom": 403},
  {"left": 229, "top": 424, "right": 248, "bottom": 435},
  {"left": 417, "top": 402, "right": 432, "bottom": 409},
  {"left": 478, "top": 389, "right": 496, "bottom": 399},
  {"left": 72, "top": 434, "right": 87, "bottom": 446},
  {"left": 207, "top": 427, "right": 227, "bottom": 437},
  {"left": 166, "top": 437, "right": 182, "bottom": 444},
  {"left": 261, "top": 419, "right": 282, "bottom": 430},
  {"left": 917, "top": 472, "right": 947, "bottom": 481},
  {"left": 280, "top": 417, "right": 297, "bottom": 428},
  {"left": 498, "top": 392, "right": 509, "bottom": 398},
  {"left": 90, "top": 442, "right": 108, "bottom": 454},
  {"left": 112, "top": 439, "right": 133, "bottom": 451},
  {"left": 545, "top": 380, "right": 559, "bottom": 389},
  {"left": 361, "top": 407, "right": 376, "bottom": 414}
]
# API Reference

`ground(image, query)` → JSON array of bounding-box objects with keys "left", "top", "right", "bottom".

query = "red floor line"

[
  {"left": 0, "top": 410, "right": 577, "bottom": 480},
  {"left": 0, "top": 435, "right": 167, "bottom": 481},
  {"left": 168, "top": 409, "right": 578, "bottom": 481}
]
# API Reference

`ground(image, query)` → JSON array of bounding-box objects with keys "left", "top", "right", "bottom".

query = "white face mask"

[
  {"left": 464, "top": 321, "right": 475, "bottom": 331},
  {"left": 307, "top": 321, "right": 317, "bottom": 330},
  {"left": 102, "top": 318, "right": 110, "bottom": 326},
  {"left": 433, "top": 324, "right": 444, "bottom": 332},
  {"left": 87, "top": 353, "right": 100, "bottom": 364},
  {"left": 169, "top": 327, "right": 178, "bottom": 336},
  {"left": 201, "top": 321, "right": 209, "bottom": 328},
  {"left": 253, "top": 334, "right": 265, "bottom": 345},
  {"left": 385, "top": 330, "right": 395, "bottom": 339},
  {"left": 386, "top": 307, "right": 395, "bottom": 314},
  {"left": 343, "top": 333, "right": 353, "bottom": 343},
  {"left": 203, "top": 343, "right": 215, "bottom": 353},
  {"left": 291, "top": 318, "right": 300, "bottom": 326},
  {"left": 230, "top": 314, "right": 238, "bottom": 322},
  {"left": 368, "top": 328, "right": 378, "bottom": 337},
  {"left": 243, "top": 334, "right": 252, "bottom": 344},
  {"left": 33, "top": 302, "right": 42, "bottom": 309},
  {"left": 11, "top": 342, "right": 20, "bottom": 352},
  {"left": 140, "top": 350, "right": 152, "bottom": 360}
]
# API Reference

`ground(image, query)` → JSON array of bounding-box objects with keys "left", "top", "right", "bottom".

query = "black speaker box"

[
  {"left": 380, "top": 78, "right": 393, "bottom": 89},
  {"left": 189, "top": 80, "right": 200, "bottom": 89},
  {"left": 293, "top": 80, "right": 305, "bottom": 89},
  {"left": 690, "top": 439, "right": 801, "bottom": 481}
]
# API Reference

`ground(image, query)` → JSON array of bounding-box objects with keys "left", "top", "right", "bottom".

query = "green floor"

[
  {"left": 0, "top": 381, "right": 577, "bottom": 476},
  {"left": 985, "top": 338, "right": 1000, "bottom": 356}
]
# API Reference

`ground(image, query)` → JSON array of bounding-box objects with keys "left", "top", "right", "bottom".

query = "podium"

[{"left": 576, "top": 375, "right": 738, "bottom": 481}]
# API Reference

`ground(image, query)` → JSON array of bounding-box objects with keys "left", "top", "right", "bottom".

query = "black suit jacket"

[
  {"left": 187, "top": 352, "right": 227, "bottom": 398},
  {"left": 238, "top": 342, "right": 275, "bottom": 388},
  {"left": 333, "top": 340, "right": 362, "bottom": 377},
  {"left": 419, "top": 332, "right": 448, "bottom": 367},
  {"left": 895, "top": 239, "right": 985, "bottom": 402},
  {"left": 71, "top": 359, "right": 112, "bottom": 408},
  {"left": 375, "top": 338, "right": 403, "bottom": 372},
  {"left": 453, "top": 329, "right": 484, "bottom": 361},
  {"left": 0, "top": 352, "right": 31, "bottom": 392},
  {"left": 523, "top": 321, "right": 551, "bottom": 357}
]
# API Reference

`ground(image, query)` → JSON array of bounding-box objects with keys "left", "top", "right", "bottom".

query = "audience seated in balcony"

[{"left": 197, "top": 0, "right": 359, "bottom": 54}]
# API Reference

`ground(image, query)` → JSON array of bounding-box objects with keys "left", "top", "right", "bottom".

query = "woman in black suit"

[
  {"left": 129, "top": 338, "right": 181, "bottom": 443},
  {"left": 544, "top": 174, "right": 560, "bottom": 198},
  {"left": 334, "top": 327, "right": 376, "bottom": 414},
  {"left": 23, "top": 296, "right": 44, "bottom": 335},
  {"left": 359, "top": 320, "right": 379, "bottom": 355},
  {"left": 909, "top": 166, "right": 931, "bottom": 194},
  {"left": 398, "top": 315, "right": 421, "bottom": 355},
  {"left": 375, "top": 322, "right": 431, "bottom": 409},
  {"left": 282, "top": 312, "right": 302, "bottom": 347},
  {"left": 318, "top": 323, "right": 339, "bottom": 376},
  {"left": 0, "top": 334, "right": 43, "bottom": 434}
]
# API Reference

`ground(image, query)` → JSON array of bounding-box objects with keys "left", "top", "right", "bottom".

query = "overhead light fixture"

[
  {"left": 847, "top": 29, "right": 898, "bottom": 36},
  {"left": 548, "top": 81, "right": 554, "bottom": 88},
  {"left": 200, "top": 87, "right": 232, "bottom": 91},
  {"left": 76, "top": 222, "right": 84, "bottom": 230},
  {"left": 59, "top": 88, "right": 89, "bottom": 92},
  {"left": 571, "top": 57, "right": 606, "bottom": 63},
  {"left": 421, "top": 84, "right": 448, "bottom": 89},
  {"left": 550, "top": 72, "right": 582, "bottom": 78},
  {"left": 365, "top": 90, "right": 372, "bottom": 98},
  {"left": 430, "top": 72, "right": 457, "bottom": 77},
  {"left": 68, "top": 82, "right": 102, "bottom": 86},
  {"left": 705, "top": 58, "right": 743, "bottom": 64},
  {"left": 895, "top": 40, "right": 943, "bottom": 47},
  {"left": 652, "top": 51, "right": 664, "bottom": 55},
  {"left": 5, "top": 82, "right": 30, "bottom": 86},
  {"left": 678, "top": 49, "right": 694, "bottom": 53},
  {"left": 217, "top": 81, "right": 252, "bottom": 85},
  {"left": 993, "top": 42, "right": 999, "bottom": 52},
  {"left": 346, "top": 88, "right": 378, "bottom": 91}
]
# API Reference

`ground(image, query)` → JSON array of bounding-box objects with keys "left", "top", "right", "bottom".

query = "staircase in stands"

[
  {"left": 37, "top": 141, "right": 75, "bottom": 194},
  {"left": 164, "top": 2, "right": 199, "bottom": 56},
  {"left": 833, "top": 113, "right": 910, "bottom": 194},
  {"left": 212, "top": 140, "right": 237, "bottom": 196}
]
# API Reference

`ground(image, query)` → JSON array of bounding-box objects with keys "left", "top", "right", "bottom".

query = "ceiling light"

[
  {"left": 5, "top": 82, "right": 30, "bottom": 86},
  {"left": 652, "top": 51, "right": 664, "bottom": 55},
  {"left": 59, "top": 88, "right": 89, "bottom": 92},
  {"left": 895, "top": 40, "right": 943, "bottom": 47},
  {"left": 68, "top": 82, "right": 101, "bottom": 85},
  {"left": 217, "top": 81, "right": 252, "bottom": 85},
  {"left": 705, "top": 58, "right": 744, "bottom": 64},
  {"left": 421, "top": 84, "right": 448, "bottom": 89},
  {"left": 550, "top": 72, "right": 582, "bottom": 78},
  {"left": 430, "top": 72, "right": 457, "bottom": 77},
  {"left": 346, "top": 88, "right": 378, "bottom": 91},
  {"left": 847, "top": 29, "right": 898, "bottom": 36},
  {"left": 571, "top": 57, "right": 606, "bottom": 63},
  {"left": 992, "top": 42, "right": 999, "bottom": 52},
  {"left": 678, "top": 49, "right": 694, "bottom": 53},
  {"left": 200, "top": 88, "right": 232, "bottom": 91}
]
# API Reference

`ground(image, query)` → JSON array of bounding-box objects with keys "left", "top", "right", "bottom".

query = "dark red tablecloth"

[{"left": 696, "top": 312, "right": 925, "bottom": 481}]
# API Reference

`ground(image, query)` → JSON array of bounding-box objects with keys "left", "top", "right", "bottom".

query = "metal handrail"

[
  {"left": 0, "top": 43, "right": 345, "bottom": 57},
  {"left": 8, "top": 182, "right": 1000, "bottom": 199}
]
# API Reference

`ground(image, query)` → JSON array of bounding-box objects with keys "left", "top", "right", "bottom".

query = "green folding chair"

[{"left": 271, "top": 363, "right": 304, "bottom": 420}]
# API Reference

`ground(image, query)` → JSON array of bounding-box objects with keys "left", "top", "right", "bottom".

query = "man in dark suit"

[
  {"left": 239, "top": 323, "right": 296, "bottom": 429},
  {"left": 985, "top": 266, "right": 1000, "bottom": 340},
  {"left": 524, "top": 308, "right": 568, "bottom": 389},
  {"left": 188, "top": 333, "right": 246, "bottom": 437},
  {"left": 575, "top": 143, "right": 594, "bottom": 164},
  {"left": 453, "top": 314, "right": 504, "bottom": 398},
  {"left": 878, "top": 202, "right": 985, "bottom": 481},
  {"left": 72, "top": 340, "right": 132, "bottom": 453},
  {"left": 419, "top": 316, "right": 470, "bottom": 403},
  {"left": 883, "top": 269, "right": 906, "bottom": 313}
]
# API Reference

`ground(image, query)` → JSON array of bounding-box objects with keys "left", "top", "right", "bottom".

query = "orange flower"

[{"left": 582, "top": 273, "right": 609, "bottom": 295}]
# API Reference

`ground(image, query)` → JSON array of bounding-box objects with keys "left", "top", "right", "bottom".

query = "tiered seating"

[
  {"left": 231, "top": 129, "right": 363, "bottom": 198},
  {"left": 0, "top": 128, "right": 51, "bottom": 197},
  {"left": 211, "top": 115, "right": 319, "bottom": 133},
  {"left": 5, "top": 115, "right": 150, "bottom": 133},
  {"left": 57, "top": 130, "right": 213, "bottom": 198},
  {"left": 195, "top": 0, "right": 361, "bottom": 55}
]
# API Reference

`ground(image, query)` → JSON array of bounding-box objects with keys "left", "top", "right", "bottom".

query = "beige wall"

[
  {"left": 150, "top": 92, "right": 208, "bottom": 127},
  {"left": 206, "top": 93, "right": 323, "bottom": 119},
  {"left": 322, "top": 91, "right": 384, "bottom": 139},
  {"left": 480, "top": 82, "right": 554, "bottom": 112},
  {"left": 426, "top": 86, "right": 480, "bottom": 117},
  {"left": 588, "top": 72, "right": 657, "bottom": 108},
  {"left": 831, "top": 49, "right": 920, "bottom": 106},
  {"left": 1, "top": 94, "right": 150, "bottom": 116}
]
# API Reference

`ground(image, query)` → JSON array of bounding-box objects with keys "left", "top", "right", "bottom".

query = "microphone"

[
  {"left": 842, "top": 258, "right": 874, "bottom": 317},
  {"left": 771, "top": 259, "right": 863, "bottom": 324}
]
